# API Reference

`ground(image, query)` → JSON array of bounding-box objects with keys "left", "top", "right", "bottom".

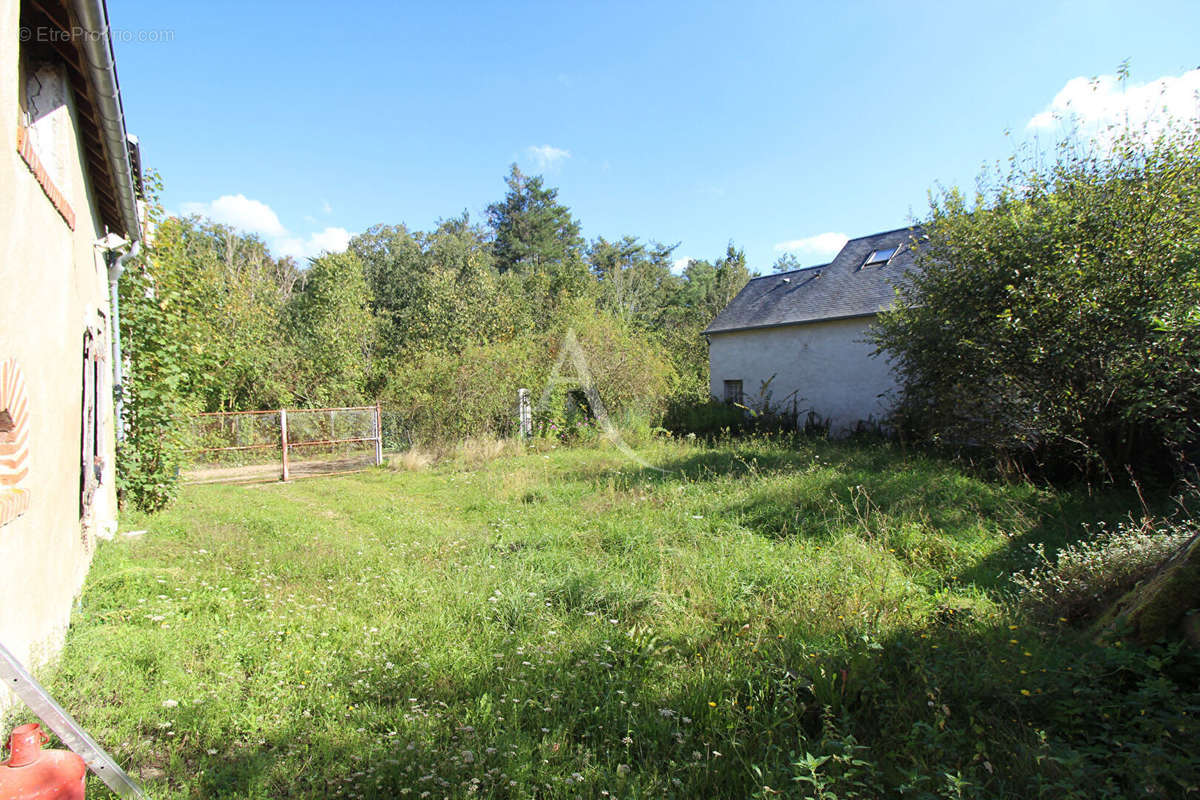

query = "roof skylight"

[{"left": 863, "top": 246, "right": 897, "bottom": 267}]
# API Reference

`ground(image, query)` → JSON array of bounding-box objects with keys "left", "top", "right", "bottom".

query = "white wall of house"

[{"left": 708, "top": 316, "right": 898, "bottom": 434}]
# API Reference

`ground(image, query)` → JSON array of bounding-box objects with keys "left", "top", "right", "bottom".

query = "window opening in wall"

[{"left": 724, "top": 379, "right": 744, "bottom": 405}]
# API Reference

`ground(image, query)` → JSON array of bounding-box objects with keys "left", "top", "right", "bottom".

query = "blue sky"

[{"left": 110, "top": 0, "right": 1200, "bottom": 269}]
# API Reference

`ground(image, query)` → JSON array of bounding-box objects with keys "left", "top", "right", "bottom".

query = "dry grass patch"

[
  {"left": 389, "top": 436, "right": 526, "bottom": 472},
  {"left": 455, "top": 435, "right": 521, "bottom": 466},
  {"left": 388, "top": 447, "right": 436, "bottom": 471}
]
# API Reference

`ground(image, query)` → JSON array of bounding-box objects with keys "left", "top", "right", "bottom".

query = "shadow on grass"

[
  {"left": 130, "top": 610, "right": 1200, "bottom": 799},
  {"left": 604, "top": 439, "right": 1155, "bottom": 596},
  {"left": 561, "top": 437, "right": 824, "bottom": 486},
  {"left": 951, "top": 488, "right": 1152, "bottom": 592}
]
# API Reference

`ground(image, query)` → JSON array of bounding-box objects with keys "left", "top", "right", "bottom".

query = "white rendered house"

[{"left": 705, "top": 227, "right": 920, "bottom": 434}]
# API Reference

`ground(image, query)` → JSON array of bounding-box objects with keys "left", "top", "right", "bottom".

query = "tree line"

[
  {"left": 117, "top": 108, "right": 1200, "bottom": 510},
  {"left": 116, "top": 165, "right": 754, "bottom": 509}
]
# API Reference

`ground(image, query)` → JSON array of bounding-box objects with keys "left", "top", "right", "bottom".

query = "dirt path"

[{"left": 182, "top": 455, "right": 376, "bottom": 485}]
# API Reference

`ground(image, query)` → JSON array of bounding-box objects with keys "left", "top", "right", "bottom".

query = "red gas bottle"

[{"left": 0, "top": 723, "right": 86, "bottom": 799}]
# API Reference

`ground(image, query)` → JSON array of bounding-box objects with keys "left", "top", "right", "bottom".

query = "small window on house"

[
  {"left": 862, "top": 246, "right": 897, "bottom": 268},
  {"left": 723, "top": 380, "right": 744, "bottom": 405}
]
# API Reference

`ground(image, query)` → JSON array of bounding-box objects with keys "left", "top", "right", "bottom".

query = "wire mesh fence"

[{"left": 183, "top": 405, "right": 399, "bottom": 485}]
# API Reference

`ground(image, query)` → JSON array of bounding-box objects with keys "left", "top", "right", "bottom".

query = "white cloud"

[
  {"left": 275, "top": 227, "right": 351, "bottom": 261},
  {"left": 274, "top": 237, "right": 304, "bottom": 259},
  {"left": 1027, "top": 68, "right": 1200, "bottom": 145},
  {"left": 181, "top": 194, "right": 350, "bottom": 262},
  {"left": 773, "top": 232, "right": 848, "bottom": 260},
  {"left": 308, "top": 227, "right": 351, "bottom": 254},
  {"left": 322, "top": 199, "right": 333, "bottom": 214},
  {"left": 180, "top": 193, "right": 286, "bottom": 238},
  {"left": 671, "top": 257, "right": 693, "bottom": 274},
  {"left": 525, "top": 144, "right": 571, "bottom": 171}
]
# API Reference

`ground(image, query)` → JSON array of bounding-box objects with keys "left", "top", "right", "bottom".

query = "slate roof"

[{"left": 703, "top": 226, "right": 923, "bottom": 335}]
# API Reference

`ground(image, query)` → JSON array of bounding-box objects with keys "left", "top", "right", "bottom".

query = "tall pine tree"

[
  {"left": 486, "top": 164, "right": 583, "bottom": 274},
  {"left": 486, "top": 164, "right": 589, "bottom": 321}
]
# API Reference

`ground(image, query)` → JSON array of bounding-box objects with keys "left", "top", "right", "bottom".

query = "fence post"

[
  {"left": 518, "top": 388, "right": 532, "bottom": 438},
  {"left": 280, "top": 408, "right": 289, "bottom": 481},
  {"left": 374, "top": 402, "right": 383, "bottom": 466}
]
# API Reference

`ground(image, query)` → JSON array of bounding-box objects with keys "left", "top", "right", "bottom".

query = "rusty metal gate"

[{"left": 183, "top": 404, "right": 384, "bottom": 485}]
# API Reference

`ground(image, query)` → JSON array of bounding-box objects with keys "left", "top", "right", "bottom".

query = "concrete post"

[
  {"left": 518, "top": 388, "right": 532, "bottom": 438},
  {"left": 374, "top": 403, "right": 383, "bottom": 466}
]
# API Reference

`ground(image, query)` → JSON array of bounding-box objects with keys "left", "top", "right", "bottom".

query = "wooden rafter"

[{"left": 27, "top": 0, "right": 70, "bottom": 34}]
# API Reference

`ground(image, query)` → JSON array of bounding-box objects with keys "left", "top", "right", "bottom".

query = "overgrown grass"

[{"left": 12, "top": 437, "right": 1198, "bottom": 798}]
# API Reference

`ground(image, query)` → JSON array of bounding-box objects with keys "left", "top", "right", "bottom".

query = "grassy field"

[{"left": 17, "top": 437, "right": 1198, "bottom": 798}]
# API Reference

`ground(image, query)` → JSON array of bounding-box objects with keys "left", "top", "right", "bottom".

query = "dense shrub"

[
  {"left": 662, "top": 397, "right": 746, "bottom": 436},
  {"left": 873, "top": 115, "right": 1200, "bottom": 479},
  {"left": 383, "top": 313, "right": 674, "bottom": 445},
  {"left": 663, "top": 396, "right": 801, "bottom": 438},
  {"left": 382, "top": 337, "right": 543, "bottom": 444},
  {"left": 564, "top": 314, "right": 675, "bottom": 423},
  {"left": 116, "top": 176, "right": 199, "bottom": 511}
]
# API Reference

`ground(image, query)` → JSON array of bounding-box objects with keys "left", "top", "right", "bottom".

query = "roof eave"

[
  {"left": 704, "top": 310, "right": 880, "bottom": 337},
  {"left": 69, "top": 0, "right": 141, "bottom": 241}
]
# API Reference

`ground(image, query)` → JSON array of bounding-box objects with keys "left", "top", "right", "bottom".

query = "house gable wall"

[
  {"left": 708, "top": 316, "right": 898, "bottom": 434},
  {"left": 0, "top": 0, "right": 119, "bottom": 712}
]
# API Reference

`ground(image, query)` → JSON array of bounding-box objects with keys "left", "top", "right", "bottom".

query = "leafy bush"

[
  {"left": 563, "top": 312, "right": 676, "bottom": 423},
  {"left": 1024, "top": 636, "right": 1200, "bottom": 799},
  {"left": 533, "top": 386, "right": 602, "bottom": 443},
  {"left": 872, "top": 111, "right": 1200, "bottom": 479},
  {"left": 663, "top": 396, "right": 801, "bottom": 438},
  {"left": 383, "top": 312, "right": 673, "bottom": 445},
  {"left": 1012, "top": 515, "right": 1198, "bottom": 622},
  {"left": 663, "top": 397, "right": 740, "bottom": 436},
  {"left": 382, "top": 337, "right": 543, "bottom": 444},
  {"left": 116, "top": 175, "right": 197, "bottom": 511}
]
